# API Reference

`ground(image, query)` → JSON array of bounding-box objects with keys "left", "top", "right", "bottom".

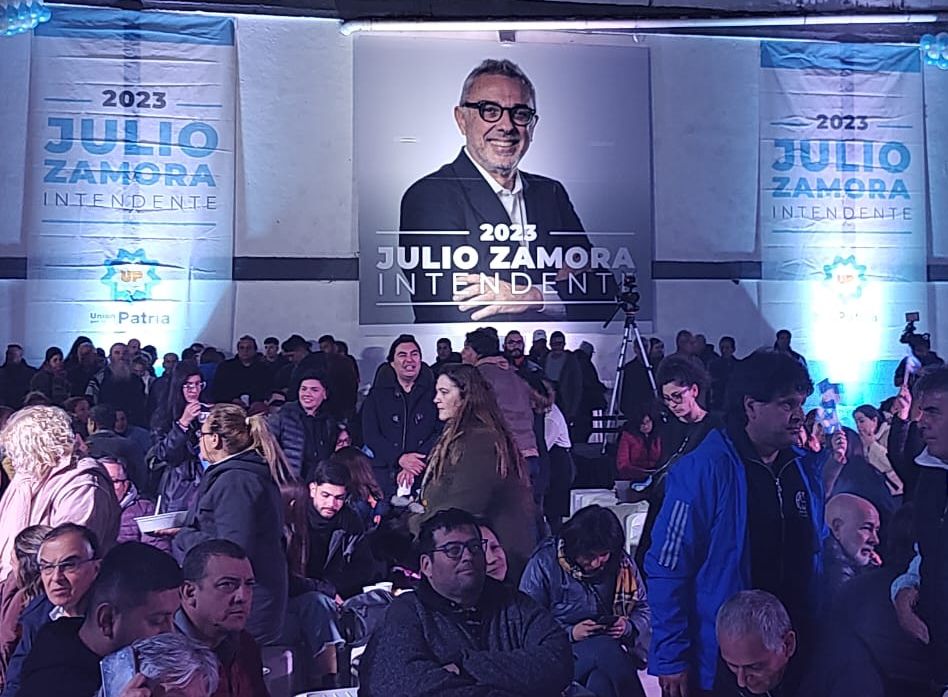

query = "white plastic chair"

[
  {"left": 624, "top": 503, "right": 649, "bottom": 554},
  {"left": 569, "top": 488, "right": 618, "bottom": 517}
]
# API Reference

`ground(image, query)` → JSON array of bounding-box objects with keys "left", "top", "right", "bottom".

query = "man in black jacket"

[
  {"left": 85, "top": 403, "right": 147, "bottom": 493},
  {"left": 359, "top": 508, "right": 572, "bottom": 697},
  {"left": 361, "top": 334, "right": 440, "bottom": 498},
  {"left": 18, "top": 542, "right": 181, "bottom": 697},
  {"left": 270, "top": 370, "right": 337, "bottom": 482},
  {"left": 212, "top": 335, "right": 272, "bottom": 405},
  {"left": 304, "top": 460, "right": 376, "bottom": 600}
]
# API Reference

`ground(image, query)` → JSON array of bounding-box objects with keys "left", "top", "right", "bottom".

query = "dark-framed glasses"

[
  {"left": 431, "top": 539, "right": 487, "bottom": 561},
  {"left": 461, "top": 100, "right": 536, "bottom": 126},
  {"left": 662, "top": 387, "right": 691, "bottom": 405}
]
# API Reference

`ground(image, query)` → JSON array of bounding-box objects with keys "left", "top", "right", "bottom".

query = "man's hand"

[
  {"left": 894, "top": 588, "right": 930, "bottom": 644},
  {"left": 831, "top": 430, "right": 848, "bottom": 464},
  {"left": 149, "top": 527, "right": 181, "bottom": 538},
  {"left": 571, "top": 620, "right": 604, "bottom": 642},
  {"left": 119, "top": 674, "right": 151, "bottom": 697},
  {"left": 659, "top": 671, "right": 690, "bottom": 697},
  {"left": 398, "top": 452, "right": 426, "bottom": 476},
  {"left": 603, "top": 616, "right": 629, "bottom": 639},
  {"left": 452, "top": 274, "right": 542, "bottom": 321}
]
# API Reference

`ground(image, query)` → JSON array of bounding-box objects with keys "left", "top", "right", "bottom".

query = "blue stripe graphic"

[
  {"left": 36, "top": 6, "right": 234, "bottom": 46},
  {"left": 762, "top": 41, "right": 920, "bottom": 74}
]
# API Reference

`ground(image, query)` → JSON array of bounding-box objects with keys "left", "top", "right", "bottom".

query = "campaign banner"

[
  {"left": 355, "top": 35, "right": 653, "bottom": 328},
  {"left": 758, "top": 41, "right": 927, "bottom": 400},
  {"left": 23, "top": 7, "right": 236, "bottom": 357}
]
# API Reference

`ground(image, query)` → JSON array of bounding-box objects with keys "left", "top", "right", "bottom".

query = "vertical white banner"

[
  {"left": 24, "top": 7, "right": 236, "bottom": 357},
  {"left": 759, "top": 41, "right": 926, "bottom": 404}
]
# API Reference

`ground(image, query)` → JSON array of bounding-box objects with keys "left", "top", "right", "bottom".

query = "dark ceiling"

[{"left": 52, "top": 0, "right": 948, "bottom": 43}]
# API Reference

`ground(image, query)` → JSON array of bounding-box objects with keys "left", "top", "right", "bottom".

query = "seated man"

[
  {"left": 17, "top": 542, "right": 181, "bottom": 697},
  {"left": 176, "top": 539, "right": 270, "bottom": 697},
  {"left": 823, "top": 493, "right": 881, "bottom": 607},
  {"left": 85, "top": 402, "right": 146, "bottom": 491},
  {"left": 359, "top": 508, "right": 573, "bottom": 697},
  {"left": 99, "top": 456, "right": 167, "bottom": 550},
  {"left": 715, "top": 590, "right": 802, "bottom": 697},
  {"left": 3, "top": 524, "right": 102, "bottom": 697},
  {"left": 304, "top": 460, "right": 376, "bottom": 599}
]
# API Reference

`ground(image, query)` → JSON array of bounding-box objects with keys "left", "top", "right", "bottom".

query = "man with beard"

[
  {"left": 822, "top": 493, "right": 881, "bottom": 608},
  {"left": 398, "top": 58, "right": 614, "bottom": 324},
  {"left": 304, "top": 460, "right": 375, "bottom": 600},
  {"left": 647, "top": 350, "right": 824, "bottom": 697},
  {"left": 502, "top": 330, "right": 543, "bottom": 380},
  {"left": 85, "top": 343, "right": 146, "bottom": 427},
  {"left": 359, "top": 508, "right": 572, "bottom": 697}
]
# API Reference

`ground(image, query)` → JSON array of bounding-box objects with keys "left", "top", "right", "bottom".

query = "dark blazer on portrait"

[{"left": 399, "top": 149, "right": 616, "bottom": 324}]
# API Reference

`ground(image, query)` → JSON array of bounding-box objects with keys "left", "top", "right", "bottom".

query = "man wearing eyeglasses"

[
  {"left": 359, "top": 508, "right": 572, "bottom": 697},
  {"left": 399, "top": 58, "right": 615, "bottom": 324},
  {"left": 3, "top": 524, "right": 101, "bottom": 697}
]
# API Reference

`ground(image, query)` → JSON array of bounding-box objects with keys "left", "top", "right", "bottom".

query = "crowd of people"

[{"left": 0, "top": 322, "right": 943, "bottom": 697}]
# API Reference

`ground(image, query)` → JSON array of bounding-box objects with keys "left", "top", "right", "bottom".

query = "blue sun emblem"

[
  {"left": 823, "top": 255, "right": 867, "bottom": 301},
  {"left": 101, "top": 249, "right": 161, "bottom": 302}
]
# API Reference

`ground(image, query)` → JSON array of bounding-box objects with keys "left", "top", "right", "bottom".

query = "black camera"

[
  {"left": 900, "top": 311, "right": 921, "bottom": 346},
  {"left": 616, "top": 273, "right": 641, "bottom": 314}
]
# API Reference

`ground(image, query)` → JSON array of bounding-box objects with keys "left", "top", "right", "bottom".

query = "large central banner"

[
  {"left": 355, "top": 35, "right": 653, "bottom": 328},
  {"left": 758, "top": 41, "right": 927, "bottom": 400},
  {"left": 23, "top": 7, "right": 236, "bottom": 356}
]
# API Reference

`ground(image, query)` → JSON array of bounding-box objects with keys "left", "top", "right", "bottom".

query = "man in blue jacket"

[{"left": 646, "top": 349, "right": 825, "bottom": 697}]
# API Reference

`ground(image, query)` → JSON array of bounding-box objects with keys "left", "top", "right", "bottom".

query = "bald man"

[{"left": 823, "top": 493, "right": 881, "bottom": 606}]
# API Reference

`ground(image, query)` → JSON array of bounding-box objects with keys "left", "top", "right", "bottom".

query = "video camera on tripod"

[
  {"left": 602, "top": 273, "right": 657, "bottom": 453},
  {"left": 616, "top": 273, "right": 641, "bottom": 315}
]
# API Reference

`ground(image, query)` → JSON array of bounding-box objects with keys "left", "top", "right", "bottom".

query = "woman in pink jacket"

[{"left": 0, "top": 406, "right": 120, "bottom": 581}]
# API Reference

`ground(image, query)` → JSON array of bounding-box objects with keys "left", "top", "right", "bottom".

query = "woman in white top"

[{"left": 854, "top": 404, "right": 903, "bottom": 496}]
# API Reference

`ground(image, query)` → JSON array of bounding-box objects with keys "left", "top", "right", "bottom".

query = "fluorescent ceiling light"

[{"left": 340, "top": 14, "right": 939, "bottom": 36}]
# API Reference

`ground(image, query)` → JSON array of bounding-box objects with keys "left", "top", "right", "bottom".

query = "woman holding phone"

[
  {"left": 148, "top": 362, "right": 209, "bottom": 512},
  {"left": 520, "top": 504, "right": 650, "bottom": 697}
]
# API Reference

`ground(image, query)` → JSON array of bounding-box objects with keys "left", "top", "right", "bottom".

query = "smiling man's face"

[{"left": 454, "top": 74, "right": 535, "bottom": 185}]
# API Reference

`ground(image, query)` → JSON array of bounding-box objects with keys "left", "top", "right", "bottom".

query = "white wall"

[{"left": 2, "top": 18, "right": 946, "bottom": 389}]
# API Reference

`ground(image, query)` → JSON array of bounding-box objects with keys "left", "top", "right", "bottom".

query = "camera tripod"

[{"left": 601, "top": 307, "right": 658, "bottom": 454}]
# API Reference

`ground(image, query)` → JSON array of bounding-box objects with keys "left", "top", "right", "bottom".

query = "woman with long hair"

[
  {"left": 331, "top": 446, "right": 388, "bottom": 528},
  {"left": 64, "top": 338, "right": 99, "bottom": 398},
  {"left": 168, "top": 403, "right": 292, "bottom": 645},
  {"left": 419, "top": 363, "right": 535, "bottom": 580},
  {"left": 616, "top": 403, "right": 663, "bottom": 483},
  {"left": 854, "top": 404, "right": 904, "bottom": 496},
  {"left": 0, "top": 524, "right": 50, "bottom": 687},
  {"left": 0, "top": 406, "right": 119, "bottom": 581},
  {"left": 147, "top": 361, "right": 208, "bottom": 510},
  {"left": 29, "top": 348, "right": 69, "bottom": 406}
]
